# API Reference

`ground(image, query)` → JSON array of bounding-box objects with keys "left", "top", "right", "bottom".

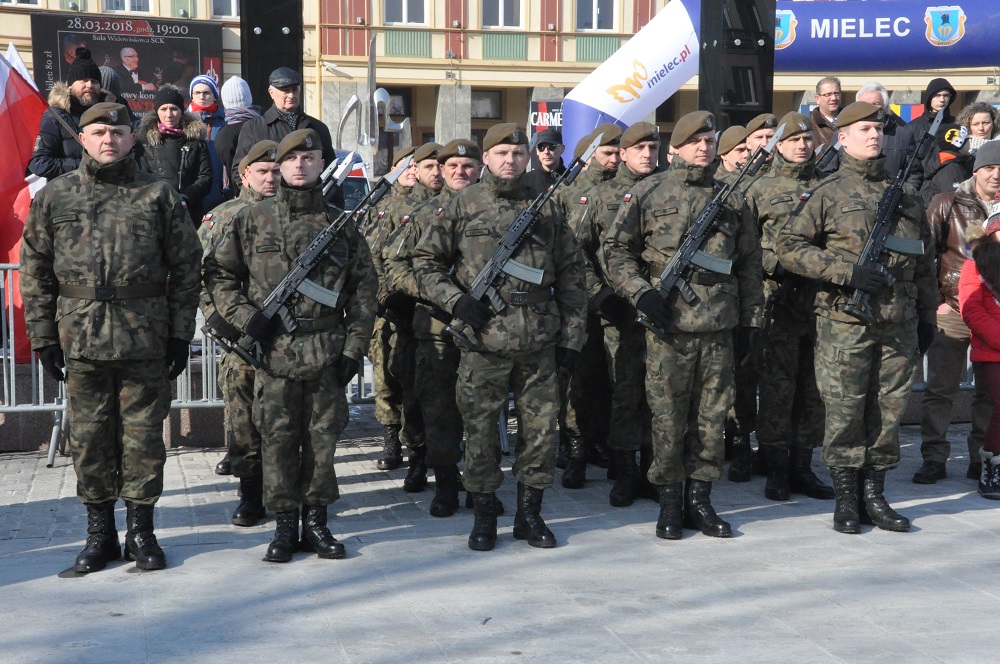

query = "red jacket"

[{"left": 959, "top": 259, "right": 1000, "bottom": 362}]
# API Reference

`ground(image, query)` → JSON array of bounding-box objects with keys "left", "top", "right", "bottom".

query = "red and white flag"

[{"left": 0, "top": 52, "right": 47, "bottom": 211}]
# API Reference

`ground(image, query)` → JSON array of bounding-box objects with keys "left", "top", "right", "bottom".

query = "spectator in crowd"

[
  {"left": 137, "top": 85, "right": 213, "bottom": 223},
  {"left": 525, "top": 128, "right": 566, "bottom": 195},
  {"left": 188, "top": 75, "right": 226, "bottom": 214},
  {"left": 912, "top": 78, "right": 957, "bottom": 137},
  {"left": 957, "top": 102, "right": 999, "bottom": 155},
  {"left": 855, "top": 82, "right": 921, "bottom": 186},
  {"left": 215, "top": 76, "right": 261, "bottom": 196},
  {"left": 810, "top": 76, "right": 842, "bottom": 149},
  {"left": 920, "top": 123, "right": 974, "bottom": 207}
]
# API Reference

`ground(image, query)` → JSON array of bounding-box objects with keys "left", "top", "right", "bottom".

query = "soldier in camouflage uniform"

[
  {"left": 20, "top": 102, "right": 201, "bottom": 573},
  {"left": 204, "top": 129, "right": 377, "bottom": 562},
  {"left": 577, "top": 122, "right": 663, "bottom": 507},
  {"left": 602, "top": 111, "right": 764, "bottom": 540},
  {"left": 413, "top": 123, "right": 588, "bottom": 551},
  {"left": 715, "top": 126, "right": 748, "bottom": 188},
  {"left": 370, "top": 142, "right": 443, "bottom": 491},
  {"left": 744, "top": 112, "right": 834, "bottom": 502},
  {"left": 777, "top": 102, "right": 937, "bottom": 534},
  {"left": 382, "top": 138, "right": 482, "bottom": 517},
  {"left": 199, "top": 140, "right": 280, "bottom": 527},
  {"left": 366, "top": 146, "right": 416, "bottom": 470}
]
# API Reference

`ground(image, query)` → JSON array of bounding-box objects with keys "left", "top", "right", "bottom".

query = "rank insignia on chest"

[
  {"left": 579, "top": 196, "right": 588, "bottom": 205},
  {"left": 623, "top": 193, "right": 633, "bottom": 203},
  {"left": 800, "top": 192, "right": 812, "bottom": 201},
  {"left": 435, "top": 207, "right": 444, "bottom": 216}
]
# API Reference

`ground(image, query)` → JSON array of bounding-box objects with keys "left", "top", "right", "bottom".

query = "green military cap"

[
  {"left": 437, "top": 138, "right": 482, "bottom": 163},
  {"left": 745, "top": 113, "right": 778, "bottom": 136},
  {"left": 482, "top": 123, "right": 528, "bottom": 152},
  {"left": 79, "top": 102, "right": 131, "bottom": 128},
  {"left": 777, "top": 112, "right": 813, "bottom": 140},
  {"left": 237, "top": 140, "right": 279, "bottom": 174},
  {"left": 669, "top": 111, "right": 715, "bottom": 148},
  {"left": 620, "top": 122, "right": 660, "bottom": 150},
  {"left": 413, "top": 142, "right": 442, "bottom": 163},
  {"left": 718, "top": 125, "right": 748, "bottom": 156},
  {"left": 835, "top": 101, "right": 885, "bottom": 129},
  {"left": 275, "top": 128, "right": 322, "bottom": 161},
  {"left": 582, "top": 123, "right": 625, "bottom": 158},
  {"left": 392, "top": 146, "right": 416, "bottom": 167}
]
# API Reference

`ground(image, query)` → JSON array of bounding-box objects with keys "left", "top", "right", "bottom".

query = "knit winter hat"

[
  {"left": 153, "top": 85, "right": 185, "bottom": 111},
  {"left": 99, "top": 66, "right": 121, "bottom": 98},
  {"left": 220, "top": 76, "right": 252, "bottom": 110},
  {"left": 67, "top": 47, "right": 101, "bottom": 85},
  {"left": 984, "top": 211, "right": 1000, "bottom": 238},
  {"left": 189, "top": 75, "right": 220, "bottom": 103}
]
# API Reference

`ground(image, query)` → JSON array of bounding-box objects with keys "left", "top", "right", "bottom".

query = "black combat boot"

[
  {"left": 655, "top": 483, "right": 684, "bottom": 540},
  {"left": 215, "top": 452, "right": 232, "bottom": 475},
  {"left": 263, "top": 509, "right": 299, "bottom": 563},
  {"left": 299, "top": 504, "right": 346, "bottom": 559},
  {"left": 464, "top": 488, "right": 505, "bottom": 514},
  {"left": 727, "top": 434, "right": 753, "bottom": 482},
  {"left": 555, "top": 434, "right": 569, "bottom": 470},
  {"left": 789, "top": 448, "right": 835, "bottom": 499},
  {"left": 403, "top": 446, "right": 428, "bottom": 492},
  {"left": 763, "top": 446, "right": 790, "bottom": 501},
  {"left": 587, "top": 439, "right": 610, "bottom": 468},
  {"left": 860, "top": 469, "right": 910, "bottom": 532},
  {"left": 74, "top": 502, "right": 121, "bottom": 574},
  {"left": 683, "top": 479, "right": 731, "bottom": 538},
  {"left": 512, "top": 483, "right": 556, "bottom": 548},
  {"left": 231, "top": 473, "right": 266, "bottom": 527},
  {"left": 468, "top": 492, "right": 498, "bottom": 551},
  {"left": 430, "top": 465, "right": 461, "bottom": 517},
  {"left": 830, "top": 468, "right": 861, "bottom": 534},
  {"left": 377, "top": 425, "right": 403, "bottom": 470},
  {"left": 124, "top": 502, "right": 166, "bottom": 570},
  {"left": 609, "top": 450, "right": 639, "bottom": 507},
  {"left": 562, "top": 436, "right": 587, "bottom": 489}
]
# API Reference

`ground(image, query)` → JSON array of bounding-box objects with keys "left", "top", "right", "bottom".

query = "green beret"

[
  {"left": 778, "top": 112, "right": 813, "bottom": 140},
  {"left": 835, "top": 101, "right": 885, "bottom": 130},
  {"left": 745, "top": 113, "right": 778, "bottom": 136},
  {"left": 275, "top": 129, "right": 322, "bottom": 161},
  {"left": 79, "top": 102, "right": 131, "bottom": 128},
  {"left": 573, "top": 124, "right": 623, "bottom": 159},
  {"left": 392, "top": 146, "right": 416, "bottom": 167},
  {"left": 238, "top": 140, "right": 279, "bottom": 174},
  {"left": 620, "top": 122, "right": 660, "bottom": 150},
  {"left": 669, "top": 111, "right": 716, "bottom": 148},
  {"left": 413, "top": 142, "right": 442, "bottom": 163},
  {"left": 483, "top": 123, "right": 528, "bottom": 152},
  {"left": 718, "top": 126, "right": 748, "bottom": 156},
  {"left": 437, "top": 138, "right": 482, "bottom": 163}
]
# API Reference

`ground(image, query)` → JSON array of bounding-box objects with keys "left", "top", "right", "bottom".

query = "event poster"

[{"left": 30, "top": 11, "right": 223, "bottom": 114}]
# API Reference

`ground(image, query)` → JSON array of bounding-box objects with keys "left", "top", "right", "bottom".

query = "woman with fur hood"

[{"left": 137, "top": 85, "right": 212, "bottom": 223}]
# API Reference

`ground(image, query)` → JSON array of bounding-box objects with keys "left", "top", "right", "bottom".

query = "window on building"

[
  {"left": 0, "top": 0, "right": 39, "bottom": 5},
  {"left": 105, "top": 0, "right": 150, "bottom": 10},
  {"left": 576, "top": 0, "right": 613, "bottom": 31},
  {"left": 212, "top": 0, "right": 239, "bottom": 17},
  {"left": 482, "top": 0, "right": 520, "bottom": 29},
  {"left": 471, "top": 90, "right": 502, "bottom": 119},
  {"left": 385, "top": 0, "right": 425, "bottom": 25}
]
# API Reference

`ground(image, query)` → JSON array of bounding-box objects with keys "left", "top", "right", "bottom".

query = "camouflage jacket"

[
  {"left": 20, "top": 153, "right": 201, "bottom": 360},
  {"left": 367, "top": 181, "right": 438, "bottom": 305},
  {"left": 601, "top": 157, "right": 764, "bottom": 333},
  {"left": 362, "top": 182, "right": 411, "bottom": 238},
  {"left": 197, "top": 186, "right": 266, "bottom": 339},
  {"left": 776, "top": 153, "right": 937, "bottom": 325},
  {"left": 202, "top": 183, "right": 377, "bottom": 379},
  {"left": 412, "top": 169, "right": 589, "bottom": 354},
  {"left": 552, "top": 161, "right": 615, "bottom": 229}
]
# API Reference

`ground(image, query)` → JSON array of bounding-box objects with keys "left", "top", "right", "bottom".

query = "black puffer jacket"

[
  {"left": 137, "top": 111, "right": 213, "bottom": 222},
  {"left": 28, "top": 82, "right": 118, "bottom": 180}
]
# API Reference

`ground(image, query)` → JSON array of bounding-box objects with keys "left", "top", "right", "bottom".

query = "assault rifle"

[
  {"left": 214, "top": 155, "right": 413, "bottom": 368},
  {"left": 447, "top": 132, "right": 605, "bottom": 349},
  {"left": 814, "top": 137, "right": 841, "bottom": 173},
  {"left": 320, "top": 150, "right": 358, "bottom": 198},
  {"left": 840, "top": 109, "right": 943, "bottom": 324},
  {"left": 637, "top": 123, "right": 786, "bottom": 339}
]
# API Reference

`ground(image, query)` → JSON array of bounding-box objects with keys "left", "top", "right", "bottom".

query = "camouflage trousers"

[
  {"left": 65, "top": 357, "right": 171, "bottom": 506},
  {"left": 456, "top": 348, "right": 558, "bottom": 493},
  {"left": 369, "top": 318, "right": 424, "bottom": 447},
  {"left": 756, "top": 304, "right": 824, "bottom": 453},
  {"left": 646, "top": 330, "right": 734, "bottom": 485},
  {"left": 814, "top": 318, "right": 917, "bottom": 471},
  {"left": 725, "top": 326, "right": 758, "bottom": 437},
  {"left": 559, "top": 316, "right": 611, "bottom": 443},
  {"left": 254, "top": 370, "right": 349, "bottom": 512},
  {"left": 220, "top": 351, "right": 262, "bottom": 478},
  {"left": 603, "top": 323, "right": 651, "bottom": 451},
  {"left": 414, "top": 338, "right": 463, "bottom": 467}
]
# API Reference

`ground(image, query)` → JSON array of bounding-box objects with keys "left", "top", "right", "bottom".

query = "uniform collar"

[
  {"left": 772, "top": 153, "right": 816, "bottom": 180},
  {"left": 667, "top": 156, "right": 715, "bottom": 186},
  {"left": 278, "top": 181, "right": 325, "bottom": 211},
  {"left": 481, "top": 168, "right": 527, "bottom": 200},
  {"left": 81, "top": 152, "right": 137, "bottom": 183},
  {"left": 840, "top": 152, "right": 887, "bottom": 181}
]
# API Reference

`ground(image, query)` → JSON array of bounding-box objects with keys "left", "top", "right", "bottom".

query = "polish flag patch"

[
  {"left": 435, "top": 207, "right": 444, "bottom": 216},
  {"left": 800, "top": 192, "right": 812, "bottom": 201},
  {"left": 579, "top": 196, "right": 588, "bottom": 205},
  {"left": 623, "top": 193, "right": 633, "bottom": 203},
  {"left": 401, "top": 215, "right": 411, "bottom": 224}
]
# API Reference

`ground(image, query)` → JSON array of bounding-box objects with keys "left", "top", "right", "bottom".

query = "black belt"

[
  {"left": 688, "top": 272, "right": 731, "bottom": 286},
  {"left": 293, "top": 314, "right": 341, "bottom": 332},
  {"left": 505, "top": 289, "right": 553, "bottom": 306},
  {"left": 59, "top": 283, "right": 166, "bottom": 301}
]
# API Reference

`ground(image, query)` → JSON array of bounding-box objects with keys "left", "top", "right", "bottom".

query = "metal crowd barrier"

[{"left": 1, "top": 263, "right": 375, "bottom": 466}]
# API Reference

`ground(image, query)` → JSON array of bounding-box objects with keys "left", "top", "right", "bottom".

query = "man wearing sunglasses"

[{"left": 525, "top": 128, "right": 566, "bottom": 196}]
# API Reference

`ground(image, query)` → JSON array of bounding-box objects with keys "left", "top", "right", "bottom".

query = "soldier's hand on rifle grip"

[
  {"left": 592, "top": 288, "right": 634, "bottom": 328},
  {"left": 245, "top": 311, "right": 279, "bottom": 351},
  {"left": 337, "top": 356, "right": 361, "bottom": 387},
  {"left": 165, "top": 338, "right": 189, "bottom": 380},
  {"left": 736, "top": 327, "right": 759, "bottom": 368},
  {"left": 917, "top": 321, "right": 936, "bottom": 355},
  {"left": 556, "top": 346, "right": 581, "bottom": 374},
  {"left": 453, "top": 294, "right": 493, "bottom": 332},
  {"left": 383, "top": 290, "right": 417, "bottom": 322},
  {"left": 39, "top": 345, "right": 65, "bottom": 382},
  {"left": 637, "top": 290, "right": 670, "bottom": 330},
  {"left": 848, "top": 265, "right": 891, "bottom": 296}
]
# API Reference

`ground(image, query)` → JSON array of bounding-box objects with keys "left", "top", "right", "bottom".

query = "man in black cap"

[
  {"left": 29, "top": 47, "right": 119, "bottom": 180},
  {"left": 232, "top": 67, "right": 335, "bottom": 173},
  {"left": 525, "top": 127, "right": 566, "bottom": 195}
]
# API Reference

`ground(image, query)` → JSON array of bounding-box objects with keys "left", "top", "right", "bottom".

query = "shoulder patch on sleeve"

[
  {"left": 202, "top": 213, "right": 213, "bottom": 223},
  {"left": 435, "top": 207, "right": 444, "bottom": 216},
  {"left": 377, "top": 210, "right": 385, "bottom": 219},
  {"left": 799, "top": 192, "right": 812, "bottom": 201},
  {"left": 623, "top": 193, "right": 633, "bottom": 203},
  {"left": 579, "top": 196, "right": 588, "bottom": 205},
  {"left": 401, "top": 214, "right": 411, "bottom": 225}
]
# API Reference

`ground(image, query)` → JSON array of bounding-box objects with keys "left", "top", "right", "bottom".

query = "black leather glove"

[
  {"left": 453, "top": 294, "right": 493, "bottom": 332},
  {"left": 593, "top": 289, "right": 635, "bottom": 327},
  {"left": 383, "top": 290, "right": 417, "bottom": 320},
  {"left": 38, "top": 345, "right": 65, "bottom": 382},
  {"left": 245, "top": 311, "right": 279, "bottom": 350},
  {"left": 636, "top": 290, "right": 670, "bottom": 330},
  {"left": 165, "top": 338, "right": 189, "bottom": 380},
  {"left": 337, "top": 356, "right": 360, "bottom": 387},
  {"left": 848, "top": 266, "right": 891, "bottom": 296},
  {"left": 735, "top": 326, "right": 759, "bottom": 368},
  {"left": 918, "top": 321, "right": 936, "bottom": 355},
  {"left": 556, "top": 347, "right": 581, "bottom": 373}
]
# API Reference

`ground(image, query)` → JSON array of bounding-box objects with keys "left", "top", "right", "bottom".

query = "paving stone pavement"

[{"left": 1, "top": 406, "right": 997, "bottom": 663}]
